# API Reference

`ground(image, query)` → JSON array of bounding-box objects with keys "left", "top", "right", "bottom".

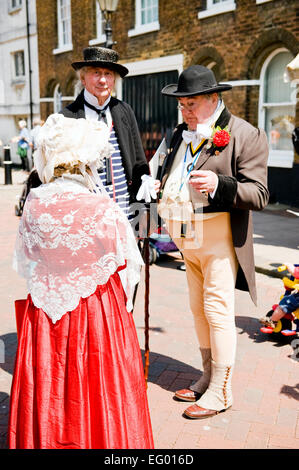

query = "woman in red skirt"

[{"left": 8, "top": 114, "right": 154, "bottom": 449}]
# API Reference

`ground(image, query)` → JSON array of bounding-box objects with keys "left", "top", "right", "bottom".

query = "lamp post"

[{"left": 97, "top": 0, "right": 119, "bottom": 49}]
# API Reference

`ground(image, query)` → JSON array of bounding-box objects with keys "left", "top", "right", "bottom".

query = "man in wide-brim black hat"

[
  {"left": 61, "top": 46, "right": 159, "bottom": 218},
  {"left": 158, "top": 65, "right": 269, "bottom": 419}
]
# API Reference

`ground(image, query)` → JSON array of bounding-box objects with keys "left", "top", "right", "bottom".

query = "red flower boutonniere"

[{"left": 211, "top": 126, "right": 231, "bottom": 155}]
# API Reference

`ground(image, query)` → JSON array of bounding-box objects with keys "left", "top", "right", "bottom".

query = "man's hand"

[{"left": 189, "top": 170, "right": 218, "bottom": 194}]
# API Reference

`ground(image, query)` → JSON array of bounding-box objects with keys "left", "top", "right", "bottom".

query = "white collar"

[
  {"left": 84, "top": 89, "right": 111, "bottom": 110},
  {"left": 204, "top": 99, "right": 225, "bottom": 128},
  {"left": 182, "top": 100, "right": 226, "bottom": 147},
  {"left": 187, "top": 99, "right": 225, "bottom": 132}
]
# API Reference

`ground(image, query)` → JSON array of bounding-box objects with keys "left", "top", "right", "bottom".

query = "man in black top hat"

[
  {"left": 61, "top": 46, "right": 158, "bottom": 217},
  {"left": 158, "top": 65, "right": 269, "bottom": 420}
]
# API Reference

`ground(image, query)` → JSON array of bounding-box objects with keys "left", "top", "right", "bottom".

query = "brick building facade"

[{"left": 36, "top": 0, "right": 299, "bottom": 206}]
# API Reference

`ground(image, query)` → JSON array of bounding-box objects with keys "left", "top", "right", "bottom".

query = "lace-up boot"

[
  {"left": 189, "top": 348, "right": 212, "bottom": 395},
  {"left": 197, "top": 360, "right": 233, "bottom": 411},
  {"left": 183, "top": 360, "right": 233, "bottom": 418}
]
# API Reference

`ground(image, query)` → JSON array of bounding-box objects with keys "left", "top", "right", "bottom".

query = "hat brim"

[
  {"left": 71, "top": 60, "right": 129, "bottom": 78},
  {"left": 161, "top": 83, "right": 232, "bottom": 97}
]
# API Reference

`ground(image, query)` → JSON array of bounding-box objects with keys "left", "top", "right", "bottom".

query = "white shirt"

[{"left": 83, "top": 89, "right": 112, "bottom": 129}]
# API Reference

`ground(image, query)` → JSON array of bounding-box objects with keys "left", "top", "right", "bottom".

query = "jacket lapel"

[
  {"left": 76, "top": 107, "right": 86, "bottom": 119},
  {"left": 215, "top": 106, "right": 231, "bottom": 129},
  {"left": 110, "top": 97, "right": 131, "bottom": 167},
  {"left": 193, "top": 143, "right": 211, "bottom": 170},
  {"left": 66, "top": 90, "right": 86, "bottom": 119},
  {"left": 110, "top": 97, "right": 129, "bottom": 133}
]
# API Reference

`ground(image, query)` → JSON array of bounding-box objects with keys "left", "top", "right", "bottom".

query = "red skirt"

[{"left": 8, "top": 272, "right": 154, "bottom": 449}]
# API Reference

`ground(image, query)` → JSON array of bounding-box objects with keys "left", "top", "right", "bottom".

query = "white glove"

[{"left": 136, "top": 174, "right": 157, "bottom": 203}]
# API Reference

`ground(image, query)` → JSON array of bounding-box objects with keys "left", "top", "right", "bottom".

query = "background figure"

[
  {"left": 61, "top": 46, "right": 158, "bottom": 222},
  {"left": 159, "top": 65, "right": 269, "bottom": 419},
  {"left": 30, "top": 117, "right": 44, "bottom": 152},
  {"left": 11, "top": 120, "right": 31, "bottom": 171},
  {"left": 260, "top": 263, "right": 299, "bottom": 328},
  {"left": 7, "top": 114, "right": 154, "bottom": 449}
]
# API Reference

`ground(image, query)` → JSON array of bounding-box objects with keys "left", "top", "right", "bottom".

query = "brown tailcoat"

[{"left": 160, "top": 107, "right": 269, "bottom": 305}]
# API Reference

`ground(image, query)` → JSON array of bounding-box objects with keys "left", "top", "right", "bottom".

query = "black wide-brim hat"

[
  {"left": 71, "top": 46, "right": 129, "bottom": 78},
  {"left": 161, "top": 65, "right": 232, "bottom": 97}
]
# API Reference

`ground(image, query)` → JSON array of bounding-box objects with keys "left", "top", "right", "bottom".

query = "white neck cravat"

[
  {"left": 182, "top": 129, "right": 197, "bottom": 146},
  {"left": 182, "top": 125, "right": 212, "bottom": 147},
  {"left": 84, "top": 89, "right": 112, "bottom": 128}
]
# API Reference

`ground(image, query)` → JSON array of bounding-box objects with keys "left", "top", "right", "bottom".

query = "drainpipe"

[{"left": 25, "top": 0, "right": 33, "bottom": 129}]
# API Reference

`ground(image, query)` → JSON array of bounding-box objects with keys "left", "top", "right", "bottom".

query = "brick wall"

[
  {"left": 36, "top": 0, "right": 94, "bottom": 117},
  {"left": 36, "top": 0, "right": 298, "bottom": 121},
  {"left": 35, "top": 0, "right": 299, "bottom": 204},
  {"left": 117, "top": 0, "right": 298, "bottom": 125}
]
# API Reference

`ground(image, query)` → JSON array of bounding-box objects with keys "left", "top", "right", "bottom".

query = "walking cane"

[
  {"left": 132, "top": 149, "right": 168, "bottom": 384},
  {"left": 131, "top": 203, "right": 150, "bottom": 385},
  {"left": 143, "top": 202, "right": 151, "bottom": 386}
]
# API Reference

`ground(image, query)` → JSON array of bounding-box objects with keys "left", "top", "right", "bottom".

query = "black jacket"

[{"left": 60, "top": 90, "right": 149, "bottom": 200}]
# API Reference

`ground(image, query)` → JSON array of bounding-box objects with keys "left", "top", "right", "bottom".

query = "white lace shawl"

[{"left": 13, "top": 178, "right": 144, "bottom": 323}]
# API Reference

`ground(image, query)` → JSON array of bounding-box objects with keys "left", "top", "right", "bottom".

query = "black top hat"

[
  {"left": 71, "top": 46, "right": 129, "bottom": 78},
  {"left": 161, "top": 65, "right": 232, "bottom": 97}
]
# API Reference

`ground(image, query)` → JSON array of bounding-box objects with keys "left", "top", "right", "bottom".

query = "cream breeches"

[{"left": 182, "top": 213, "right": 239, "bottom": 365}]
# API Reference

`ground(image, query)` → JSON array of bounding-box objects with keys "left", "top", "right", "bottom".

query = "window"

[
  {"left": 13, "top": 51, "right": 25, "bottom": 78},
  {"left": 198, "top": 0, "right": 236, "bottom": 19},
  {"left": 53, "top": 0, "right": 73, "bottom": 54},
  {"left": 128, "top": 0, "right": 159, "bottom": 37},
  {"left": 9, "top": 0, "right": 22, "bottom": 10},
  {"left": 140, "top": 0, "right": 158, "bottom": 25},
  {"left": 89, "top": 0, "right": 106, "bottom": 45},
  {"left": 259, "top": 49, "right": 296, "bottom": 168},
  {"left": 121, "top": 55, "right": 184, "bottom": 157},
  {"left": 123, "top": 70, "right": 179, "bottom": 160}
]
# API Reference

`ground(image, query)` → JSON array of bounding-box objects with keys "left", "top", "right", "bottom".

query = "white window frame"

[
  {"left": 53, "top": 0, "right": 73, "bottom": 55},
  {"left": 198, "top": 0, "right": 236, "bottom": 20},
  {"left": 89, "top": 0, "right": 106, "bottom": 46},
  {"left": 258, "top": 48, "right": 296, "bottom": 168},
  {"left": 128, "top": 0, "right": 160, "bottom": 38}
]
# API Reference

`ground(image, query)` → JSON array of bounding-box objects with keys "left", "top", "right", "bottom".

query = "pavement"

[{"left": 0, "top": 167, "right": 299, "bottom": 451}]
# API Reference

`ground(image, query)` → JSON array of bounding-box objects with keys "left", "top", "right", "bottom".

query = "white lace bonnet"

[{"left": 34, "top": 113, "right": 114, "bottom": 185}]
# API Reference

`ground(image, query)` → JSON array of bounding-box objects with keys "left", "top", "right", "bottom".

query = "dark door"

[{"left": 122, "top": 70, "right": 179, "bottom": 161}]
